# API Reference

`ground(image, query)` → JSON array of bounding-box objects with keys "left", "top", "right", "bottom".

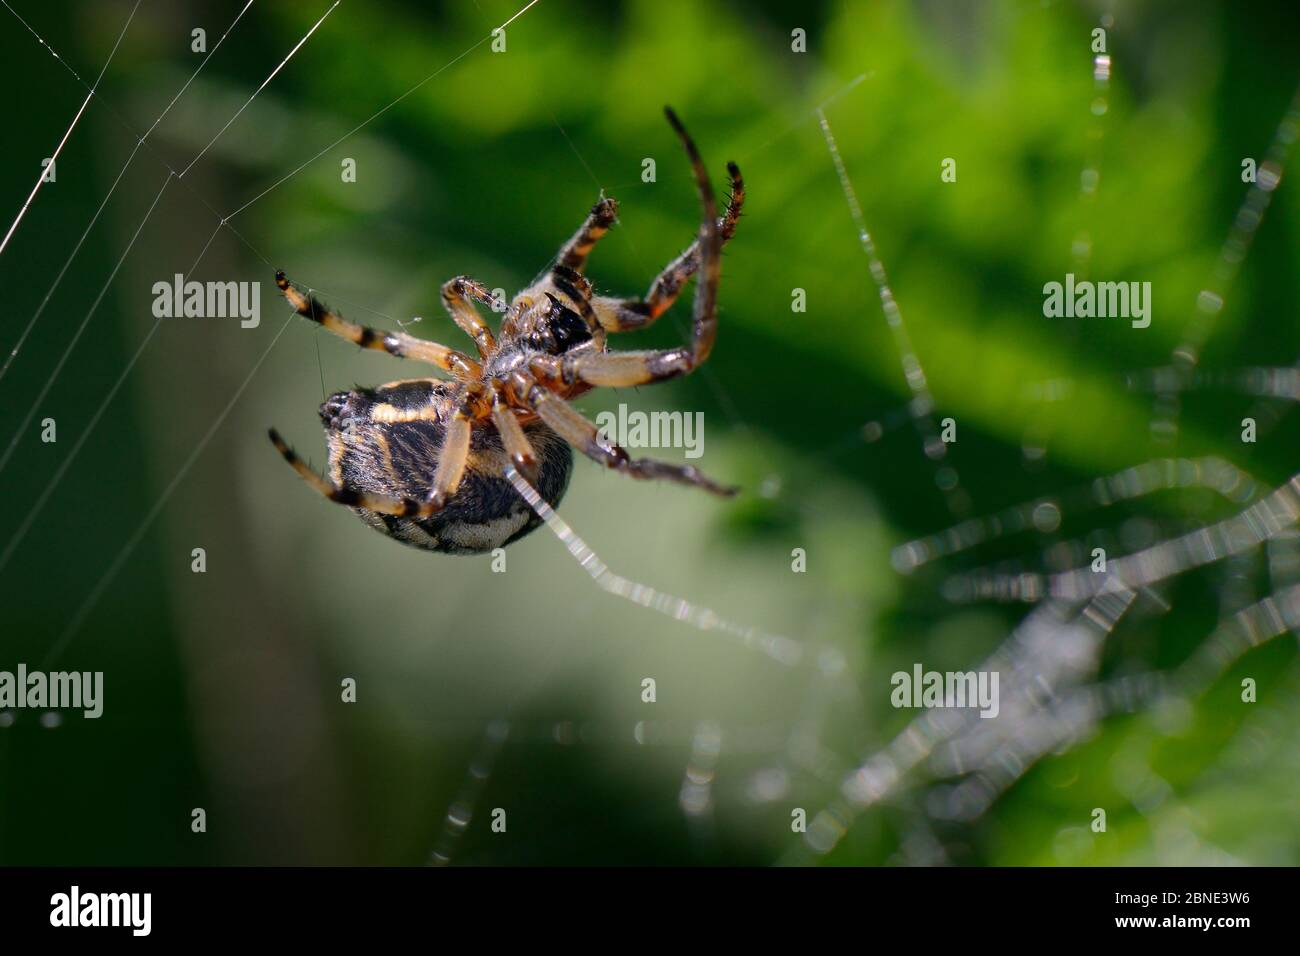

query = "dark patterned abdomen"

[{"left": 321, "top": 381, "right": 572, "bottom": 554}]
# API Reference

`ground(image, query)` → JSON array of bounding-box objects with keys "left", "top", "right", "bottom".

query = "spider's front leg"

[
  {"left": 441, "top": 276, "right": 499, "bottom": 357},
  {"left": 592, "top": 161, "right": 744, "bottom": 333},
  {"left": 277, "top": 272, "right": 481, "bottom": 379},
  {"left": 537, "top": 108, "right": 726, "bottom": 391},
  {"left": 555, "top": 196, "right": 619, "bottom": 274},
  {"left": 508, "top": 372, "right": 736, "bottom": 497}
]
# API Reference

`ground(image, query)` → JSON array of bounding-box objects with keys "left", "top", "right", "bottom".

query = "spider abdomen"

[{"left": 323, "top": 381, "right": 571, "bottom": 554}]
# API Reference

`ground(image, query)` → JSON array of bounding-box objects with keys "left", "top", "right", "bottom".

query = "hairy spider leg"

[
  {"left": 592, "top": 161, "right": 744, "bottom": 333},
  {"left": 555, "top": 196, "right": 620, "bottom": 273},
  {"left": 441, "top": 275, "right": 499, "bottom": 357},
  {"left": 508, "top": 371, "right": 736, "bottom": 497},
  {"left": 490, "top": 383, "right": 540, "bottom": 479},
  {"left": 534, "top": 106, "right": 723, "bottom": 390},
  {"left": 276, "top": 272, "right": 482, "bottom": 379}
]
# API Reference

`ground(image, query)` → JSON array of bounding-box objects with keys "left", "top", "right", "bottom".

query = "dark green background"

[{"left": 1, "top": 0, "right": 1297, "bottom": 865}]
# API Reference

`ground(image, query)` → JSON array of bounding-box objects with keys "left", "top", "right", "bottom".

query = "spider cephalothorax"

[{"left": 268, "top": 108, "right": 744, "bottom": 554}]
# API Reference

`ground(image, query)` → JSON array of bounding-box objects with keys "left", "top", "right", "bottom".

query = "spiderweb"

[{"left": 1, "top": 0, "right": 1297, "bottom": 868}]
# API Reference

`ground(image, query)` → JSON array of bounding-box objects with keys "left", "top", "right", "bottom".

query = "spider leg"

[
  {"left": 490, "top": 383, "right": 539, "bottom": 479},
  {"left": 441, "top": 276, "right": 499, "bottom": 357},
  {"left": 276, "top": 272, "right": 481, "bottom": 379},
  {"left": 509, "top": 372, "right": 736, "bottom": 496},
  {"left": 530, "top": 113, "right": 726, "bottom": 391},
  {"left": 591, "top": 160, "right": 743, "bottom": 333},
  {"left": 555, "top": 107, "right": 721, "bottom": 386},
  {"left": 270, "top": 428, "right": 436, "bottom": 516},
  {"left": 555, "top": 196, "right": 619, "bottom": 273},
  {"left": 427, "top": 403, "right": 474, "bottom": 510},
  {"left": 530, "top": 348, "right": 691, "bottom": 388}
]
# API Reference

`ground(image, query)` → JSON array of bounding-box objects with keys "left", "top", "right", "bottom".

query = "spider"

[{"left": 267, "top": 108, "right": 745, "bottom": 555}]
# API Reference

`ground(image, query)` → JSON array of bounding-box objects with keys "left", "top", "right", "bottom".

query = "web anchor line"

[
  {"left": 505, "top": 466, "right": 804, "bottom": 668},
  {"left": 429, "top": 719, "right": 511, "bottom": 866},
  {"left": 817, "top": 108, "right": 971, "bottom": 519},
  {"left": 43, "top": 313, "right": 296, "bottom": 666},
  {"left": 1152, "top": 83, "right": 1300, "bottom": 443},
  {"left": 0, "top": 0, "right": 341, "bottom": 504},
  {"left": 179, "top": 1, "right": 340, "bottom": 179},
  {"left": 0, "top": 173, "right": 175, "bottom": 485},
  {"left": 0, "top": 0, "right": 257, "bottom": 387},
  {"left": 0, "top": 222, "right": 225, "bottom": 575},
  {"left": 0, "top": 0, "right": 141, "bottom": 258}
]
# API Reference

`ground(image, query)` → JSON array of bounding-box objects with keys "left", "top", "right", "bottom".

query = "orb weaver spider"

[{"left": 268, "top": 108, "right": 744, "bottom": 554}]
